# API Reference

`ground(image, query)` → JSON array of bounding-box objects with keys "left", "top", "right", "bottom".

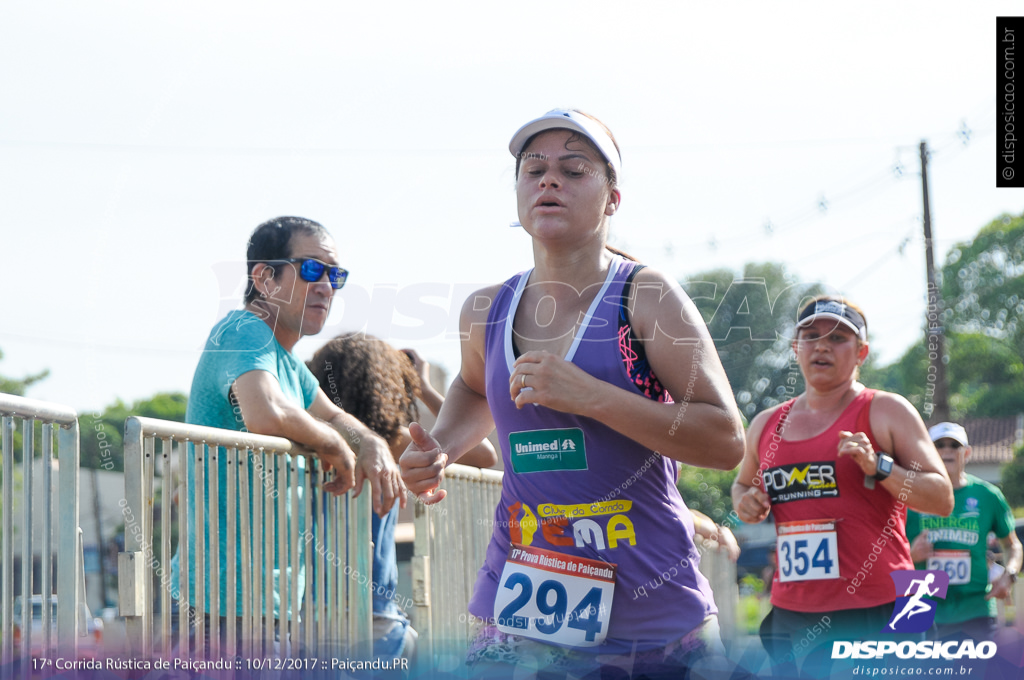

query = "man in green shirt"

[{"left": 906, "top": 422, "right": 1023, "bottom": 641}]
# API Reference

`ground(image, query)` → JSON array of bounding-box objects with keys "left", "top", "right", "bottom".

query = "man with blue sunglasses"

[
  {"left": 226, "top": 216, "right": 397, "bottom": 503},
  {"left": 173, "top": 215, "right": 405, "bottom": 645}
]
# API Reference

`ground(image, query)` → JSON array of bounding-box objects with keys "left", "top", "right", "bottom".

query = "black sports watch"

[{"left": 874, "top": 453, "right": 894, "bottom": 481}]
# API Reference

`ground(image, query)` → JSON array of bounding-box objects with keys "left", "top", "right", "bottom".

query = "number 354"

[{"left": 780, "top": 538, "right": 834, "bottom": 577}]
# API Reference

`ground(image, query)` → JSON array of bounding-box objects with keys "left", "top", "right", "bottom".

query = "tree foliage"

[
  {"left": 0, "top": 347, "right": 52, "bottom": 465},
  {"left": 0, "top": 348, "right": 49, "bottom": 397},
  {"left": 682, "top": 262, "right": 824, "bottom": 420},
  {"left": 0, "top": 346, "right": 187, "bottom": 472},
  {"left": 80, "top": 392, "right": 187, "bottom": 471},
  {"left": 865, "top": 212, "right": 1024, "bottom": 421},
  {"left": 860, "top": 331, "right": 1024, "bottom": 421},
  {"left": 940, "top": 211, "right": 1024, "bottom": 355},
  {"left": 677, "top": 465, "right": 737, "bottom": 522},
  {"left": 1001, "top": 444, "right": 1024, "bottom": 509}
]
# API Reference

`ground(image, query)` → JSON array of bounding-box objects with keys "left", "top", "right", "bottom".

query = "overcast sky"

[{"left": 2, "top": 1, "right": 1022, "bottom": 414}]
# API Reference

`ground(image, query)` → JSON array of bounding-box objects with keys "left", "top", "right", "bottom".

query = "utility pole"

[{"left": 921, "top": 140, "right": 950, "bottom": 423}]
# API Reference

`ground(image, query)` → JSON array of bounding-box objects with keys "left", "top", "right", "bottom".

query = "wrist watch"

[{"left": 874, "top": 453, "right": 894, "bottom": 481}]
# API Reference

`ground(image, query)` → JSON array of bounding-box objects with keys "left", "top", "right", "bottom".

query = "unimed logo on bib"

[
  {"left": 883, "top": 569, "right": 949, "bottom": 633},
  {"left": 509, "top": 428, "right": 587, "bottom": 473}
]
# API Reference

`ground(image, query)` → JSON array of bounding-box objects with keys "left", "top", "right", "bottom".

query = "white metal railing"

[
  {"left": 411, "top": 465, "right": 739, "bottom": 665},
  {"left": 0, "top": 393, "right": 84, "bottom": 668},
  {"left": 411, "top": 463, "right": 503, "bottom": 667},
  {"left": 695, "top": 539, "right": 739, "bottom": 640},
  {"left": 119, "top": 416, "right": 372, "bottom": 661}
]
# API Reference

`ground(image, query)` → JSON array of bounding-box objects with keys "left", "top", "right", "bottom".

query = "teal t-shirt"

[
  {"left": 906, "top": 475, "right": 1015, "bottom": 625},
  {"left": 171, "top": 309, "right": 319, "bottom": 618}
]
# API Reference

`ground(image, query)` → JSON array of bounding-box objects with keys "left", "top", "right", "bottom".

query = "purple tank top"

[{"left": 467, "top": 256, "right": 717, "bottom": 652}]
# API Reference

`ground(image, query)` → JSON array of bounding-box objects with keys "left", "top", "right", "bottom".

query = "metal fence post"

[{"left": 120, "top": 417, "right": 149, "bottom": 657}]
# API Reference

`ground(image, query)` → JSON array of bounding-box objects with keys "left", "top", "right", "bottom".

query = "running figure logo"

[{"left": 883, "top": 570, "right": 949, "bottom": 634}]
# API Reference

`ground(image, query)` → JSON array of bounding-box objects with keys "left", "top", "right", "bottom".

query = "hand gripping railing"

[
  {"left": 119, "top": 416, "right": 372, "bottom": 662},
  {"left": 0, "top": 393, "right": 83, "bottom": 671},
  {"left": 411, "top": 463, "right": 503, "bottom": 668}
]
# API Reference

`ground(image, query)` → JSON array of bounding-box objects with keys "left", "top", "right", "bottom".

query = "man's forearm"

[
  {"left": 1005, "top": 538, "right": 1024, "bottom": 575},
  {"left": 327, "top": 410, "right": 374, "bottom": 452},
  {"left": 244, "top": 396, "right": 342, "bottom": 453}
]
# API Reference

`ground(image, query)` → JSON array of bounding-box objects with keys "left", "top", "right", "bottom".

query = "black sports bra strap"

[{"left": 620, "top": 263, "right": 647, "bottom": 323}]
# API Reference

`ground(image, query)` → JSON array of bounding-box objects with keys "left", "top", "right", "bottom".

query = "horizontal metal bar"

[
  {"left": 126, "top": 416, "right": 314, "bottom": 456},
  {"left": 442, "top": 462, "right": 504, "bottom": 484},
  {"left": 0, "top": 393, "right": 78, "bottom": 426}
]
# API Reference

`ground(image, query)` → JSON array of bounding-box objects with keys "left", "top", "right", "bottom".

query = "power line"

[
  {"left": 0, "top": 139, "right": 496, "bottom": 158},
  {"left": 841, "top": 229, "right": 918, "bottom": 291},
  {"left": 683, "top": 95, "right": 996, "bottom": 261}
]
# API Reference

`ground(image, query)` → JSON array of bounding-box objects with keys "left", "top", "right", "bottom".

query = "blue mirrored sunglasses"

[{"left": 272, "top": 258, "right": 348, "bottom": 289}]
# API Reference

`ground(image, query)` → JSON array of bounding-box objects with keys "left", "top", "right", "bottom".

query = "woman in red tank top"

[{"left": 731, "top": 295, "right": 953, "bottom": 678}]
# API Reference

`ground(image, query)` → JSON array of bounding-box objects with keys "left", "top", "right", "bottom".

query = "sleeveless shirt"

[
  {"left": 467, "top": 256, "right": 716, "bottom": 652},
  {"left": 759, "top": 389, "right": 913, "bottom": 611}
]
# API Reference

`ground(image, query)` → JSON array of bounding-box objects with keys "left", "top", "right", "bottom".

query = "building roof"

[{"left": 964, "top": 414, "right": 1024, "bottom": 464}]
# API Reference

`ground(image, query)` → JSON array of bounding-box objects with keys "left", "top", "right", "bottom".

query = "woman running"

[
  {"left": 401, "top": 109, "right": 746, "bottom": 677},
  {"left": 731, "top": 295, "right": 954, "bottom": 677}
]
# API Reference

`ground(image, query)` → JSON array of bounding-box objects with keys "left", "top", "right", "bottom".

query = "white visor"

[{"left": 509, "top": 109, "right": 621, "bottom": 180}]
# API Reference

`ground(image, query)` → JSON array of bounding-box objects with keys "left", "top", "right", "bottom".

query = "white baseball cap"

[
  {"left": 509, "top": 109, "right": 622, "bottom": 180},
  {"left": 929, "top": 422, "right": 969, "bottom": 447}
]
